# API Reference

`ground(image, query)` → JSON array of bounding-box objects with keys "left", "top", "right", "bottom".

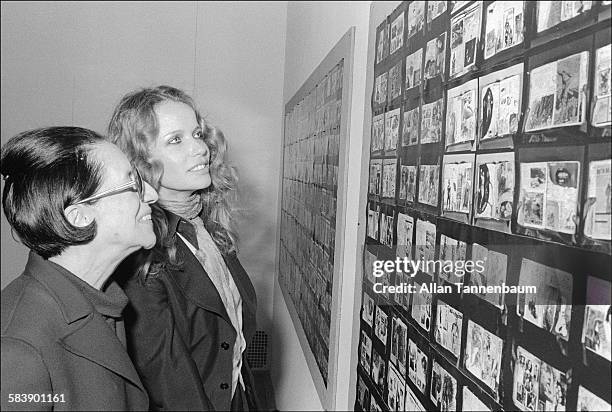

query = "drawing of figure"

[
  {"left": 557, "top": 69, "right": 571, "bottom": 103},
  {"left": 451, "top": 322, "right": 460, "bottom": 355},
  {"left": 515, "top": 13, "right": 523, "bottom": 43},
  {"left": 482, "top": 87, "right": 494, "bottom": 137},
  {"left": 462, "top": 94, "right": 475, "bottom": 139},
  {"left": 499, "top": 192, "right": 513, "bottom": 219},
  {"left": 509, "top": 113, "right": 519, "bottom": 133},
  {"left": 599, "top": 66, "right": 610, "bottom": 95},
  {"left": 467, "top": 326, "right": 482, "bottom": 370},
  {"left": 426, "top": 103, "right": 439, "bottom": 143},
  {"left": 464, "top": 38, "right": 476, "bottom": 67},
  {"left": 504, "top": 20, "right": 513, "bottom": 47},
  {"left": 462, "top": 180, "right": 471, "bottom": 210},
  {"left": 428, "top": 168, "right": 438, "bottom": 204},
  {"left": 396, "top": 387, "right": 403, "bottom": 411},
  {"left": 391, "top": 26, "right": 398, "bottom": 46},
  {"left": 554, "top": 381, "right": 566, "bottom": 410},
  {"left": 421, "top": 356, "right": 427, "bottom": 380},
  {"left": 452, "top": 19, "right": 463, "bottom": 48},
  {"left": 441, "top": 375, "right": 454, "bottom": 411},
  {"left": 436, "top": 35, "right": 445, "bottom": 74},
  {"left": 425, "top": 58, "right": 435, "bottom": 78},
  {"left": 543, "top": 286, "right": 562, "bottom": 332},
  {"left": 432, "top": 368, "right": 442, "bottom": 401},
  {"left": 477, "top": 165, "right": 489, "bottom": 214}
]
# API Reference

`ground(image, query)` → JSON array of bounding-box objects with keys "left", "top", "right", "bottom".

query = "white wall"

[
  {"left": 271, "top": 2, "right": 373, "bottom": 410},
  {"left": 0, "top": 1, "right": 287, "bottom": 333}
]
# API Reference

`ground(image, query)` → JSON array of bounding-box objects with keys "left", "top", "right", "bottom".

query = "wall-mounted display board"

[
  {"left": 277, "top": 27, "right": 355, "bottom": 409},
  {"left": 356, "top": 1, "right": 611, "bottom": 411}
]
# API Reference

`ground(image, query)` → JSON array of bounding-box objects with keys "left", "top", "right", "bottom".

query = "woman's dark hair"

[{"left": 1, "top": 127, "right": 104, "bottom": 258}]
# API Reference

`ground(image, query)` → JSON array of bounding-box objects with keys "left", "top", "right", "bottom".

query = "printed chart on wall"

[
  {"left": 278, "top": 28, "right": 354, "bottom": 406},
  {"left": 357, "top": 2, "right": 611, "bottom": 412}
]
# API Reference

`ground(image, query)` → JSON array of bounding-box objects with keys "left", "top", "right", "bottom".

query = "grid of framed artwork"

[
  {"left": 357, "top": 1, "right": 611, "bottom": 411},
  {"left": 279, "top": 60, "right": 344, "bottom": 384}
]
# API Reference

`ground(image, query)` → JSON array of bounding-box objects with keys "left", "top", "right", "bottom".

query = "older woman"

[
  {"left": 108, "top": 86, "right": 260, "bottom": 411},
  {"left": 1, "top": 127, "right": 157, "bottom": 411}
]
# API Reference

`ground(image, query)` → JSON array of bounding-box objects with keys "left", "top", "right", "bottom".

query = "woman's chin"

[
  {"left": 189, "top": 174, "right": 212, "bottom": 191},
  {"left": 159, "top": 175, "right": 213, "bottom": 198},
  {"left": 141, "top": 231, "right": 157, "bottom": 250}
]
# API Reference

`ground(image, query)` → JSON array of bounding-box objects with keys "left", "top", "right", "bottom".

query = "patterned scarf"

[{"left": 158, "top": 193, "right": 202, "bottom": 220}]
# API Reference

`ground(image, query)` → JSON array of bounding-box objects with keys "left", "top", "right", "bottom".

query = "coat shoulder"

[
  {"left": 1, "top": 335, "right": 52, "bottom": 410},
  {"left": 1, "top": 275, "right": 62, "bottom": 347}
]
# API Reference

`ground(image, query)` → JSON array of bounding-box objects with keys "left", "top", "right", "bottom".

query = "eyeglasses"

[{"left": 74, "top": 165, "right": 144, "bottom": 205}]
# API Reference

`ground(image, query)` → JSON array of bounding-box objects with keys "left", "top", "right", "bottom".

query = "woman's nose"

[
  {"left": 143, "top": 181, "right": 159, "bottom": 204},
  {"left": 190, "top": 137, "right": 209, "bottom": 157}
]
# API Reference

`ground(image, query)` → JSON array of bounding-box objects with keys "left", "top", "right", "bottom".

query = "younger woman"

[{"left": 108, "top": 86, "right": 260, "bottom": 411}]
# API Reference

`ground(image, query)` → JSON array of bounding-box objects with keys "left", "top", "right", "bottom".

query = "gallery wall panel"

[
  {"left": 278, "top": 27, "right": 355, "bottom": 410},
  {"left": 356, "top": 1, "right": 611, "bottom": 411}
]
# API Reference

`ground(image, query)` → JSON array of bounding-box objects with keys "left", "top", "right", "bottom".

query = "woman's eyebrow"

[{"left": 162, "top": 129, "right": 182, "bottom": 138}]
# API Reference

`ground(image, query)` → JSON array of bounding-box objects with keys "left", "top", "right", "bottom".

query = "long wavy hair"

[{"left": 107, "top": 85, "right": 238, "bottom": 280}]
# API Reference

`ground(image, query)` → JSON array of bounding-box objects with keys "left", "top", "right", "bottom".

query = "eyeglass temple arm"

[{"left": 73, "top": 181, "right": 136, "bottom": 205}]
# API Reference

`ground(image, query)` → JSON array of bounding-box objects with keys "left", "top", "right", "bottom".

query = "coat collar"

[
  {"left": 166, "top": 207, "right": 197, "bottom": 246},
  {"left": 59, "top": 316, "right": 146, "bottom": 394},
  {"left": 24, "top": 252, "right": 147, "bottom": 394},
  {"left": 24, "top": 251, "right": 92, "bottom": 324}
]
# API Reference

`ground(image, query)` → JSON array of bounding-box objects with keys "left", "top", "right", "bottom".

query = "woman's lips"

[{"left": 188, "top": 163, "right": 209, "bottom": 172}]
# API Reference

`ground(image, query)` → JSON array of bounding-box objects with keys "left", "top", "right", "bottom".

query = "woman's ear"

[{"left": 64, "top": 204, "right": 93, "bottom": 228}]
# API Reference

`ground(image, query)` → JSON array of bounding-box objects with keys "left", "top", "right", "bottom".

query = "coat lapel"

[
  {"left": 24, "top": 252, "right": 146, "bottom": 394},
  {"left": 60, "top": 315, "right": 145, "bottom": 392},
  {"left": 173, "top": 238, "right": 232, "bottom": 326},
  {"left": 167, "top": 210, "right": 256, "bottom": 337},
  {"left": 223, "top": 253, "right": 257, "bottom": 338}
]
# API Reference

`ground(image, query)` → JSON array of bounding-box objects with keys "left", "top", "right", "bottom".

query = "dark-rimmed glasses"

[{"left": 74, "top": 165, "right": 144, "bottom": 205}]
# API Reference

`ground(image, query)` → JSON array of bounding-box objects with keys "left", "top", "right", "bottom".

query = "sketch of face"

[{"left": 533, "top": 203, "right": 541, "bottom": 218}]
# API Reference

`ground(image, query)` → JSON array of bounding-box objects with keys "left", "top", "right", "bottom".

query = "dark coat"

[
  {"left": 1, "top": 252, "right": 149, "bottom": 411},
  {"left": 118, "top": 210, "right": 261, "bottom": 411}
]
